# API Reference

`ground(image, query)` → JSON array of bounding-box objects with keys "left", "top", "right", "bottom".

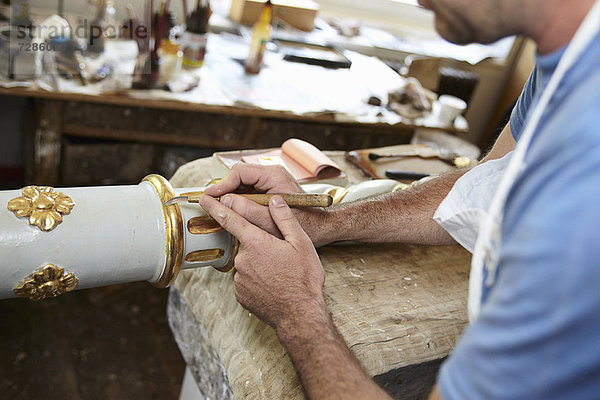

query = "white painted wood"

[
  {"left": 0, "top": 182, "right": 235, "bottom": 299},
  {"left": 180, "top": 201, "right": 236, "bottom": 272},
  {"left": 0, "top": 183, "right": 165, "bottom": 297}
]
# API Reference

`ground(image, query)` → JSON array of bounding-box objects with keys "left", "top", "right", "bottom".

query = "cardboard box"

[{"left": 229, "top": 0, "right": 319, "bottom": 31}]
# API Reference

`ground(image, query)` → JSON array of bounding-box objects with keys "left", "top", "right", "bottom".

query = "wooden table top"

[
  {"left": 0, "top": 86, "right": 341, "bottom": 123},
  {"left": 0, "top": 85, "right": 467, "bottom": 133},
  {"left": 166, "top": 154, "right": 471, "bottom": 399}
]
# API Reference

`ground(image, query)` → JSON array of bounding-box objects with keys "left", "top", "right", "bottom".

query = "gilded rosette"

[
  {"left": 7, "top": 186, "right": 74, "bottom": 232},
  {"left": 14, "top": 264, "right": 78, "bottom": 301}
]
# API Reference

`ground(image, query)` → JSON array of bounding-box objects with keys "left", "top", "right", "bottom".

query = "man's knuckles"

[
  {"left": 230, "top": 163, "right": 249, "bottom": 177},
  {"left": 275, "top": 214, "right": 297, "bottom": 227},
  {"left": 214, "top": 208, "right": 252, "bottom": 237},
  {"left": 270, "top": 166, "right": 302, "bottom": 190},
  {"left": 213, "top": 209, "right": 234, "bottom": 229},
  {"left": 265, "top": 164, "right": 286, "bottom": 177},
  {"left": 229, "top": 195, "right": 260, "bottom": 220}
]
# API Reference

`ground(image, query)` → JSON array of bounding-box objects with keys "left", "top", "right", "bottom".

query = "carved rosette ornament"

[
  {"left": 7, "top": 186, "right": 74, "bottom": 232},
  {"left": 14, "top": 264, "right": 78, "bottom": 301}
]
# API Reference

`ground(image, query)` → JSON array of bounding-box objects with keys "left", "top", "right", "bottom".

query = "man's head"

[
  {"left": 418, "top": 0, "right": 564, "bottom": 44},
  {"left": 418, "top": 0, "right": 595, "bottom": 54},
  {"left": 417, "top": 0, "right": 527, "bottom": 45}
]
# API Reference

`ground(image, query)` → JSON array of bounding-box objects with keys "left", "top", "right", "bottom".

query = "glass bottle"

[{"left": 244, "top": 0, "right": 272, "bottom": 74}]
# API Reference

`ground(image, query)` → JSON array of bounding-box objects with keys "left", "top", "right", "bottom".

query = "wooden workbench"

[
  {"left": 0, "top": 86, "right": 423, "bottom": 188},
  {"left": 167, "top": 154, "right": 471, "bottom": 399}
]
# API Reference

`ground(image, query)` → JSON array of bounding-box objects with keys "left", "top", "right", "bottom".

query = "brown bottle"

[{"left": 244, "top": 0, "right": 272, "bottom": 74}]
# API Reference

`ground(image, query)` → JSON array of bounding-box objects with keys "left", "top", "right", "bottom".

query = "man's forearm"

[
  {"left": 277, "top": 299, "right": 392, "bottom": 400},
  {"left": 302, "top": 169, "right": 468, "bottom": 246},
  {"left": 300, "top": 124, "right": 516, "bottom": 246}
]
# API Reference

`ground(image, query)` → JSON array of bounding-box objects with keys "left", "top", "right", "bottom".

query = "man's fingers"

[
  {"left": 205, "top": 164, "right": 303, "bottom": 196},
  {"left": 262, "top": 165, "right": 303, "bottom": 193},
  {"left": 204, "top": 165, "right": 248, "bottom": 196},
  {"left": 268, "top": 196, "right": 308, "bottom": 243},
  {"left": 198, "top": 195, "right": 265, "bottom": 244},
  {"left": 221, "top": 194, "right": 282, "bottom": 238}
]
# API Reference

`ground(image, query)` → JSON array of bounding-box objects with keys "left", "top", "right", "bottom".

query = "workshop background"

[{"left": 0, "top": 0, "right": 534, "bottom": 399}]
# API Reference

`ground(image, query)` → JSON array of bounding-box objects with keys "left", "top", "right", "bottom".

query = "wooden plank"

[
  {"left": 320, "top": 244, "right": 469, "bottom": 374},
  {"left": 32, "top": 99, "right": 63, "bottom": 186},
  {"left": 61, "top": 139, "right": 155, "bottom": 186},
  {"left": 62, "top": 125, "right": 247, "bottom": 149}
]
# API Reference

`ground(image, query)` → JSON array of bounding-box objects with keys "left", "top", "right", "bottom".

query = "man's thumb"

[{"left": 269, "top": 196, "right": 305, "bottom": 241}]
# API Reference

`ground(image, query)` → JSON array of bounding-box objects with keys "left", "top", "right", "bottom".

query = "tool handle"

[
  {"left": 238, "top": 193, "right": 333, "bottom": 207},
  {"left": 369, "top": 152, "right": 419, "bottom": 160}
]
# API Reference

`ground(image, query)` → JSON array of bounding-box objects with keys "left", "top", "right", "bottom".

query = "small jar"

[
  {"left": 182, "top": 31, "right": 208, "bottom": 68},
  {"left": 158, "top": 39, "right": 183, "bottom": 85}
]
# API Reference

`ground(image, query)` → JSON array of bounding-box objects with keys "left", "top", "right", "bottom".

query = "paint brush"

[{"left": 165, "top": 192, "right": 333, "bottom": 207}]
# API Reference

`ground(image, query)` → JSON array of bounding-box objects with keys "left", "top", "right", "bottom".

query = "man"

[{"left": 198, "top": 0, "right": 600, "bottom": 398}]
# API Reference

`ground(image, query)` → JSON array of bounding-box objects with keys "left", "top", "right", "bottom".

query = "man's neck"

[{"left": 528, "top": 0, "right": 596, "bottom": 54}]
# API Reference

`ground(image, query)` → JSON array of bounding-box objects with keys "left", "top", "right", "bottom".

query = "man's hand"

[
  {"left": 199, "top": 194, "right": 392, "bottom": 400},
  {"left": 205, "top": 164, "right": 330, "bottom": 243},
  {"left": 205, "top": 164, "right": 305, "bottom": 238},
  {"left": 198, "top": 194, "right": 326, "bottom": 329},
  {"left": 206, "top": 163, "right": 304, "bottom": 196}
]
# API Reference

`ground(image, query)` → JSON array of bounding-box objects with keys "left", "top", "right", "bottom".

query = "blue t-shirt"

[{"left": 438, "top": 32, "right": 600, "bottom": 399}]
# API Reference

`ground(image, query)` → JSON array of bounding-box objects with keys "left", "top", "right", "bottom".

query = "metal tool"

[
  {"left": 369, "top": 149, "right": 458, "bottom": 164},
  {"left": 369, "top": 144, "right": 475, "bottom": 168},
  {"left": 385, "top": 170, "right": 431, "bottom": 181},
  {"left": 165, "top": 192, "right": 334, "bottom": 207}
]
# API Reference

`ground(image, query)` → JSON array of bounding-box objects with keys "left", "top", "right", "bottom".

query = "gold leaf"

[
  {"left": 7, "top": 197, "right": 33, "bottom": 217},
  {"left": 42, "top": 265, "right": 56, "bottom": 281},
  {"left": 49, "top": 210, "right": 63, "bottom": 226},
  {"left": 54, "top": 194, "right": 74, "bottom": 215},
  {"left": 39, "top": 186, "right": 54, "bottom": 195},
  {"left": 48, "top": 264, "right": 63, "bottom": 280},
  {"left": 60, "top": 274, "right": 79, "bottom": 291},
  {"left": 29, "top": 210, "right": 44, "bottom": 230},
  {"left": 30, "top": 210, "right": 60, "bottom": 232},
  {"left": 21, "top": 186, "right": 40, "bottom": 199},
  {"left": 185, "top": 249, "right": 225, "bottom": 263},
  {"left": 188, "top": 216, "right": 223, "bottom": 235},
  {"left": 31, "top": 271, "right": 44, "bottom": 285},
  {"left": 9, "top": 186, "right": 74, "bottom": 232},
  {"left": 14, "top": 264, "right": 78, "bottom": 301},
  {"left": 28, "top": 291, "right": 43, "bottom": 301},
  {"left": 21, "top": 282, "right": 36, "bottom": 292}
]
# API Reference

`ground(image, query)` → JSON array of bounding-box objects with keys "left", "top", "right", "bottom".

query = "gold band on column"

[
  {"left": 142, "top": 175, "right": 184, "bottom": 288},
  {"left": 215, "top": 237, "right": 239, "bottom": 273}
]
